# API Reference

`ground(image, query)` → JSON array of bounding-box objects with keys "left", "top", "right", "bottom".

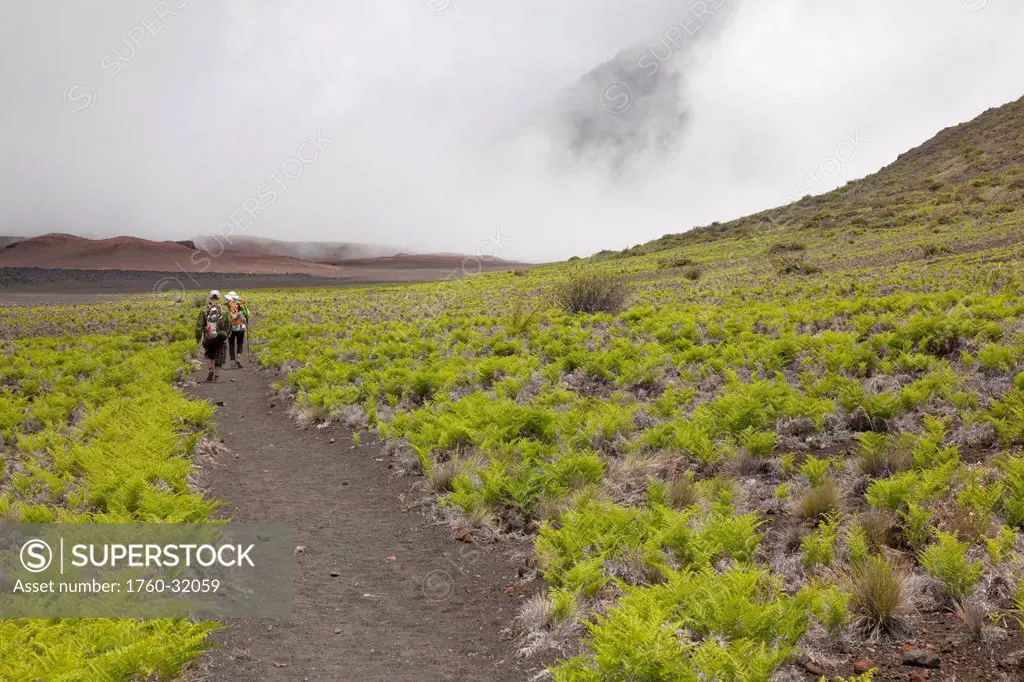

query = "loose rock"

[
  {"left": 901, "top": 649, "right": 940, "bottom": 668},
  {"left": 853, "top": 659, "right": 874, "bottom": 674},
  {"left": 801, "top": 659, "right": 825, "bottom": 676}
]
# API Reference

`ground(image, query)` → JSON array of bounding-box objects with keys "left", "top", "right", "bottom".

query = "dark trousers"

[{"left": 229, "top": 329, "right": 246, "bottom": 361}]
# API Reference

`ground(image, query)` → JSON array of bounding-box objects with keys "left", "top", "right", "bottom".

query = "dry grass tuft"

[
  {"left": 795, "top": 480, "right": 842, "bottom": 522},
  {"left": 664, "top": 476, "right": 699, "bottom": 511},
  {"left": 859, "top": 509, "right": 900, "bottom": 550},
  {"left": 954, "top": 598, "right": 988, "bottom": 641},
  {"left": 858, "top": 444, "right": 911, "bottom": 478},
  {"left": 517, "top": 593, "right": 555, "bottom": 633},
  {"left": 847, "top": 556, "right": 911, "bottom": 641},
  {"left": 428, "top": 459, "right": 462, "bottom": 493}
]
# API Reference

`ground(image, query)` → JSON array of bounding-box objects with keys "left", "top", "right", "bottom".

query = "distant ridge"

[{"left": 0, "top": 233, "right": 350, "bottom": 276}]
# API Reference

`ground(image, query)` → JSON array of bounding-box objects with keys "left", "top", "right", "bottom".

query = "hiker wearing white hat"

[
  {"left": 226, "top": 291, "right": 250, "bottom": 368},
  {"left": 195, "top": 289, "right": 229, "bottom": 381}
]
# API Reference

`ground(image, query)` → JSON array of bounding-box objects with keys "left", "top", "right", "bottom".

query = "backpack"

[
  {"left": 228, "top": 299, "right": 246, "bottom": 330},
  {"left": 204, "top": 304, "right": 224, "bottom": 341}
]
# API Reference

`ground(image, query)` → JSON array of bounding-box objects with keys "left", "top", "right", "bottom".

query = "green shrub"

[
  {"left": 985, "top": 525, "right": 1018, "bottom": 564},
  {"left": 919, "top": 531, "right": 984, "bottom": 604},
  {"left": 801, "top": 514, "right": 841, "bottom": 568},
  {"left": 806, "top": 583, "right": 850, "bottom": 636},
  {"left": 552, "top": 270, "right": 632, "bottom": 314},
  {"left": 856, "top": 432, "right": 910, "bottom": 478},
  {"left": 998, "top": 454, "right": 1024, "bottom": 527},
  {"left": 901, "top": 504, "right": 932, "bottom": 551},
  {"left": 553, "top": 567, "right": 811, "bottom": 682},
  {"left": 921, "top": 243, "right": 951, "bottom": 257},
  {"left": 976, "top": 344, "right": 1018, "bottom": 374},
  {"left": 737, "top": 427, "right": 777, "bottom": 458},
  {"left": 767, "top": 241, "right": 807, "bottom": 254},
  {"left": 775, "top": 257, "right": 822, "bottom": 275},
  {"left": 799, "top": 455, "right": 832, "bottom": 487}
]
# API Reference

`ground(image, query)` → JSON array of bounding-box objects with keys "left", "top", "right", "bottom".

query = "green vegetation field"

[
  {"left": 254, "top": 97, "right": 1024, "bottom": 679},
  {"left": 1, "top": 96, "right": 1022, "bottom": 680},
  {"left": 0, "top": 302, "right": 220, "bottom": 679}
]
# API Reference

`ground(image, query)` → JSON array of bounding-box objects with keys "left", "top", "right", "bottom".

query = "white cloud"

[{"left": 2, "top": 0, "right": 1022, "bottom": 261}]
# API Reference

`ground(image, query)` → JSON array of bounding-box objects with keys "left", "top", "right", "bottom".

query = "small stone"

[
  {"left": 801, "top": 659, "right": 825, "bottom": 676},
  {"left": 329, "top": 571, "right": 340, "bottom": 577},
  {"left": 503, "top": 585, "right": 515, "bottom": 595},
  {"left": 908, "top": 671, "right": 931, "bottom": 682},
  {"left": 902, "top": 649, "right": 940, "bottom": 669},
  {"left": 853, "top": 659, "right": 874, "bottom": 674},
  {"left": 455, "top": 528, "right": 474, "bottom": 543},
  {"left": 329, "top": 438, "right": 335, "bottom": 443}
]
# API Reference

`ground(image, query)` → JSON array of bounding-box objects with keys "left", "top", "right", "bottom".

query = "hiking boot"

[
  {"left": 206, "top": 370, "right": 215, "bottom": 382},
  {"left": 234, "top": 360, "right": 243, "bottom": 369},
  {"left": 213, "top": 373, "right": 220, "bottom": 382}
]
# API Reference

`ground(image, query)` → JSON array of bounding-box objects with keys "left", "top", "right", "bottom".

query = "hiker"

[
  {"left": 226, "top": 291, "right": 250, "bottom": 368},
  {"left": 196, "top": 290, "right": 230, "bottom": 382}
]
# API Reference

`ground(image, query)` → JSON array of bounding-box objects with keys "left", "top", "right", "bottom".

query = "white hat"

[
  {"left": 227, "top": 291, "right": 238, "bottom": 300},
  {"left": 209, "top": 289, "right": 220, "bottom": 298}
]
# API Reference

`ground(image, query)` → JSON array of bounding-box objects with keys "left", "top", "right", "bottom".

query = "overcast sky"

[{"left": 2, "top": 0, "right": 1023, "bottom": 261}]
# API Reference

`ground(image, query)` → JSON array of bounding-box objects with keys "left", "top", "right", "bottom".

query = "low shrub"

[
  {"left": 801, "top": 514, "right": 841, "bottom": 568},
  {"left": 767, "top": 241, "right": 807, "bottom": 254},
  {"left": 660, "top": 256, "right": 695, "bottom": 269},
  {"left": 552, "top": 567, "right": 811, "bottom": 682},
  {"left": 856, "top": 432, "right": 911, "bottom": 478},
  {"left": 919, "top": 531, "right": 983, "bottom": 604},
  {"left": 775, "top": 257, "right": 822, "bottom": 275},
  {"left": 921, "top": 243, "right": 951, "bottom": 257},
  {"left": 552, "top": 270, "right": 632, "bottom": 314}
]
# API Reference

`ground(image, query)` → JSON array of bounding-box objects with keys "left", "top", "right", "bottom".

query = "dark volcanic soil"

[
  {"left": 185, "top": 365, "right": 547, "bottom": 682},
  {"left": 0, "top": 263, "right": 521, "bottom": 296}
]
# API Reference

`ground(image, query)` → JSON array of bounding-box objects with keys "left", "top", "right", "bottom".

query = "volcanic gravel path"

[{"left": 185, "top": 365, "right": 543, "bottom": 682}]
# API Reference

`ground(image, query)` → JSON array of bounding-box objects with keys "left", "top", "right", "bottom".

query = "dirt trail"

[{"left": 186, "top": 365, "right": 544, "bottom": 682}]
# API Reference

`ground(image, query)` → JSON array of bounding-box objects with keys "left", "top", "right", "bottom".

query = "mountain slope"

[{"left": 626, "top": 94, "right": 1024, "bottom": 258}]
